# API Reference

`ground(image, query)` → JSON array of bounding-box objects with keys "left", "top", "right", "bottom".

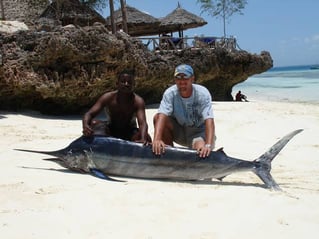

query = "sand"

[{"left": 1, "top": 101, "right": 319, "bottom": 239}]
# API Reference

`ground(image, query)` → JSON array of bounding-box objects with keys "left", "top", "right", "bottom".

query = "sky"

[{"left": 101, "top": 0, "right": 319, "bottom": 67}]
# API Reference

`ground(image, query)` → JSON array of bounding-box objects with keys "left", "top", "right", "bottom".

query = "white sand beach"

[{"left": 1, "top": 101, "right": 319, "bottom": 239}]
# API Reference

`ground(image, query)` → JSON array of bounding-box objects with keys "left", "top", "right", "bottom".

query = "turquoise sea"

[{"left": 232, "top": 65, "right": 319, "bottom": 104}]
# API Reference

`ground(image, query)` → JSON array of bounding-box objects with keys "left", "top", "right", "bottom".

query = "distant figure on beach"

[
  {"left": 235, "top": 91, "right": 248, "bottom": 102},
  {"left": 152, "top": 64, "right": 216, "bottom": 158},
  {"left": 82, "top": 69, "right": 152, "bottom": 144}
]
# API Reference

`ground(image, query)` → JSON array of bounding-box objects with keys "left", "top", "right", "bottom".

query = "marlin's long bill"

[
  {"left": 14, "top": 148, "right": 72, "bottom": 171},
  {"left": 15, "top": 129, "right": 303, "bottom": 190}
]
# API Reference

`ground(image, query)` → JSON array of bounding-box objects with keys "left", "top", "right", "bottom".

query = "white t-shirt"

[{"left": 158, "top": 84, "right": 214, "bottom": 128}]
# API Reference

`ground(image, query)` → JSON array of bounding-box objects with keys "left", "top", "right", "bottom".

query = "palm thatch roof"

[
  {"left": 39, "top": 0, "right": 106, "bottom": 27},
  {"left": 159, "top": 5, "right": 207, "bottom": 37},
  {"left": 106, "top": 5, "right": 161, "bottom": 37}
]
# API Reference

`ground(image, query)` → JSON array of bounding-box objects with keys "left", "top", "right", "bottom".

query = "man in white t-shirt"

[{"left": 152, "top": 64, "right": 216, "bottom": 158}]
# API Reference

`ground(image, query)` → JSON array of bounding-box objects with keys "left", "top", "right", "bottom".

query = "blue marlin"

[{"left": 16, "top": 129, "right": 303, "bottom": 190}]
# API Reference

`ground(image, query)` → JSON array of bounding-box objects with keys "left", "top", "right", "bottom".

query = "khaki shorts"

[{"left": 170, "top": 117, "right": 207, "bottom": 148}]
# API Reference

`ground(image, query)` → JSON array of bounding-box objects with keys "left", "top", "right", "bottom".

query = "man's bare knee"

[{"left": 91, "top": 120, "right": 110, "bottom": 136}]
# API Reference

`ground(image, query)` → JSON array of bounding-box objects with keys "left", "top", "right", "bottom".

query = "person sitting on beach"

[
  {"left": 235, "top": 91, "right": 248, "bottom": 102},
  {"left": 152, "top": 64, "right": 216, "bottom": 158},
  {"left": 82, "top": 69, "right": 152, "bottom": 144}
]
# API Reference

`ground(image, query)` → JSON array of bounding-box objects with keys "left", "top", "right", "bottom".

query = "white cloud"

[{"left": 304, "top": 34, "right": 319, "bottom": 44}]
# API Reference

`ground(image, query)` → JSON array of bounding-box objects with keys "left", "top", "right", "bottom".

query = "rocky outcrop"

[{"left": 0, "top": 23, "right": 272, "bottom": 114}]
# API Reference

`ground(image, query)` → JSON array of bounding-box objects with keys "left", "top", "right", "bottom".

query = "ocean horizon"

[{"left": 232, "top": 64, "right": 319, "bottom": 104}]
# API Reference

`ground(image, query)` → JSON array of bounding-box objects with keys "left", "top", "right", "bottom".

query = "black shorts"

[
  {"left": 91, "top": 120, "right": 138, "bottom": 140},
  {"left": 109, "top": 124, "right": 139, "bottom": 141}
]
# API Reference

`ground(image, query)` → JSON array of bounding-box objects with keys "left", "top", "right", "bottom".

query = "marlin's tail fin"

[{"left": 253, "top": 129, "right": 303, "bottom": 190}]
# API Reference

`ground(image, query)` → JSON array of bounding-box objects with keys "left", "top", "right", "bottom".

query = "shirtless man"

[{"left": 82, "top": 69, "right": 152, "bottom": 144}]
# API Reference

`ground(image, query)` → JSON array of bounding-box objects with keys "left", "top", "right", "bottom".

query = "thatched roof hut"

[
  {"left": 106, "top": 5, "right": 161, "bottom": 36},
  {"left": 159, "top": 5, "right": 207, "bottom": 37},
  {"left": 39, "top": 0, "right": 106, "bottom": 27}
]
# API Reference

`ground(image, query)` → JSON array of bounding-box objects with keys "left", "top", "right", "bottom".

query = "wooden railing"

[{"left": 138, "top": 36, "right": 238, "bottom": 52}]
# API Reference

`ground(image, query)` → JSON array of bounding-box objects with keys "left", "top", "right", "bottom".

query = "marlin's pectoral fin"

[{"left": 90, "top": 168, "right": 126, "bottom": 182}]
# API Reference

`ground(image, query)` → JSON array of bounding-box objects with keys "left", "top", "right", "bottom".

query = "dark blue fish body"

[{"left": 16, "top": 129, "right": 303, "bottom": 190}]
